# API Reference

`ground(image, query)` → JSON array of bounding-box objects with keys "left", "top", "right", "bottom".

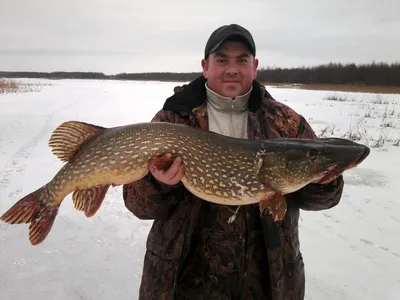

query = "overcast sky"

[{"left": 1, "top": 0, "right": 399, "bottom": 74}]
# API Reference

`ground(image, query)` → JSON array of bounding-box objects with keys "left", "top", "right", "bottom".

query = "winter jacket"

[{"left": 123, "top": 76, "right": 344, "bottom": 300}]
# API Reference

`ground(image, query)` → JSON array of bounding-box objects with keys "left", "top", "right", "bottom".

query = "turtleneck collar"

[{"left": 205, "top": 82, "right": 252, "bottom": 114}]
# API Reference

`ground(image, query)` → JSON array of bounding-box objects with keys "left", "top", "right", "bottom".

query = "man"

[{"left": 123, "top": 24, "right": 344, "bottom": 300}]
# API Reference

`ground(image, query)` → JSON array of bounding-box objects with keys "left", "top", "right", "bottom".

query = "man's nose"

[{"left": 225, "top": 67, "right": 239, "bottom": 76}]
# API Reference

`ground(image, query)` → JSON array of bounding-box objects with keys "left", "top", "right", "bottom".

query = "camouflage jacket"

[{"left": 123, "top": 76, "right": 344, "bottom": 300}]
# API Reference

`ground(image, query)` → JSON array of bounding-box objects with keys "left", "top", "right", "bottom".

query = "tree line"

[
  {"left": 256, "top": 62, "right": 400, "bottom": 86},
  {"left": 1, "top": 62, "right": 399, "bottom": 86}
]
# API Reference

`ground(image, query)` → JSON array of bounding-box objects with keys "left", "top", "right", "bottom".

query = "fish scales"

[
  {"left": 47, "top": 122, "right": 263, "bottom": 207},
  {"left": 110, "top": 122, "right": 264, "bottom": 203},
  {"left": 0, "top": 120, "right": 370, "bottom": 246}
]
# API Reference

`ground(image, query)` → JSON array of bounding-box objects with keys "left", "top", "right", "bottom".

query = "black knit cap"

[{"left": 204, "top": 24, "right": 256, "bottom": 59}]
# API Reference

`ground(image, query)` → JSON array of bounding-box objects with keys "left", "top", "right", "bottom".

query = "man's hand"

[{"left": 149, "top": 153, "right": 185, "bottom": 186}]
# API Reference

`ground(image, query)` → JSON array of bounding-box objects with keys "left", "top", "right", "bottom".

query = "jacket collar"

[
  {"left": 205, "top": 82, "right": 251, "bottom": 114},
  {"left": 162, "top": 75, "right": 267, "bottom": 113}
]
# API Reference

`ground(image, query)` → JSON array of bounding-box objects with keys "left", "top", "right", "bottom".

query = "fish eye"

[{"left": 307, "top": 149, "right": 319, "bottom": 160}]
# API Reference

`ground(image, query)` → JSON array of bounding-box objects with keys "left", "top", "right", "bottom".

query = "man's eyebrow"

[{"left": 213, "top": 52, "right": 250, "bottom": 58}]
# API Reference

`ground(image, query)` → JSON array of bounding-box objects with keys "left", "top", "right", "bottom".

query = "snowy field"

[{"left": 0, "top": 78, "right": 399, "bottom": 300}]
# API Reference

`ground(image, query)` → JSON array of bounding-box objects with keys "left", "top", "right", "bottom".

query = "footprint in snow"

[
  {"left": 360, "top": 238, "right": 374, "bottom": 246},
  {"left": 16, "top": 166, "right": 26, "bottom": 173},
  {"left": 351, "top": 245, "right": 359, "bottom": 252},
  {"left": 390, "top": 216, "right": 400, "bottom": 224},
  {"left": 7, "top": 188, "right": 22, "bottom": 198},
  {"left": 322, "top": 213, "right": 340, "bottom": 223},
  {"left": 359, "top": 238, "right": 400, "bottom": 258},
  {"left": 392, "top": 252, "right": 400, "bottom": 258},
  {"left": 12, "top": 259, "right": 26, "bottom": 267}
]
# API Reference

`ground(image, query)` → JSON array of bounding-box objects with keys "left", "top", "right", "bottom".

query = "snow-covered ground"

[{"left": 0, "top": 78, "right": 399, "bottom": 300}]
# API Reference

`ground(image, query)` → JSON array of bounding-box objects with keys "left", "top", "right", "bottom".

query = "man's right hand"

[{"left": 148, "top": 153, "right": 185, "bottom": 186}]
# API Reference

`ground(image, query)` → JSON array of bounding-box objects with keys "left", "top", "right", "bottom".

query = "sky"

[{"left": 0, "top": 0, "right": 399, "bottom": 74}]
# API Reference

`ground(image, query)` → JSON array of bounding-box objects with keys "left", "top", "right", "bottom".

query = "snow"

[{"left": 0, "top": 78, "right": 399, "bottom": 299}]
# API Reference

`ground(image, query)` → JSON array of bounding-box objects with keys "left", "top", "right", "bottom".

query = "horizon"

[{"left": 1, "top": 60, "right": 398, "bottom": 76}]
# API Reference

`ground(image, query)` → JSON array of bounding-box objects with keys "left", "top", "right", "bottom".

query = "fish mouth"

[
  {"left": 322, "top": 163, "right": 338, "bottom": 174},
  {"left": 319, "top": 138, "right": 371, "bottom": 168},
  {"left": 312, "top": 140, "right": 371, "bottom": 184},
  {"left": 346, "top": 144, "right": 370, "bottom": 170},
  {"left": 315, "top": 163, "right": 338, "bottom": 181},
  {"left": 356, "top": 145, "right": 370, "bottom": 164}
]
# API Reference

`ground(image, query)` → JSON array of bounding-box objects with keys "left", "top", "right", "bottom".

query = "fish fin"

[
  {"left": 48, "top": 121, "right": 106, "bottom": 162},
  {"left": 72, "top": 185, "right": 110, "bottom": 217},
  {"left": 0, "top": 187, "right": 59, "bottom": 246},
  {"left": 259, "top": 192, "right": 287, "bottom": 222},
  {"left": 72, "top": 189, "right": 86, "bottom": 212}
]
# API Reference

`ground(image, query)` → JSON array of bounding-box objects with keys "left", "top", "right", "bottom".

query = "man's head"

[{"left": 201, "top": 24, "right": 259, "bottom": 98}]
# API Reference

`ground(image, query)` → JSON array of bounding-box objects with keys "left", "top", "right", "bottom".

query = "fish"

[{"left": 0, "top": 120, "right": 370, "bottom": 245}]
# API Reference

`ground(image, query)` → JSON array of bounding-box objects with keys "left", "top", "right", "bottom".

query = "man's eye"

[{"left": 238, "top": 59, "right": 248, "bottom": 63}]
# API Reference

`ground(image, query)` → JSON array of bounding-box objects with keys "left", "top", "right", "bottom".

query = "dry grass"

[
  {"left": 318, "top": 124, "right": 338, "bottom": 138},
  {"left": 0, "top": 78, "right": 20, "bottom": 93},
  {"left": 264, "top": 83, "right": 400, "bottom": 94},
  {"left": 342, "top": 117, "right": 369, "bottom": 142},
  {"left": 0, "top": 78, "right": 45, "bottom": 94},
  {"left": 318, "top": 98, "right": 399, "bottom": 149},
  {"left": 323, "top": 93, "right": 356, "bottom": 102}
]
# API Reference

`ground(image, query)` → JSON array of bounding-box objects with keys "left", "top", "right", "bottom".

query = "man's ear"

[
  {"left": 253, "top": 58, "right": 259, "bottom": 79},
  {"left": 201, "top": 58, "right": 209, "bottom": 78}
]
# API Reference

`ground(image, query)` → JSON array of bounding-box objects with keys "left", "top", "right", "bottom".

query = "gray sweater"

[{"left": 205, "top": 82, "right": 252, "bottom": 139}]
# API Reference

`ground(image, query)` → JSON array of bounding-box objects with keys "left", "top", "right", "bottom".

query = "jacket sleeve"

[
  {"left": 291, "top": 116, "right": 345, "bottom": 211},
  {"left": 122, "top": 110, "right": 184, "bottom": 220}
]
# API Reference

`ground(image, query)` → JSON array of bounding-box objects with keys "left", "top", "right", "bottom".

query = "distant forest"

[{"left": 1, "top": 62, "right": 399, "bottom": 86}]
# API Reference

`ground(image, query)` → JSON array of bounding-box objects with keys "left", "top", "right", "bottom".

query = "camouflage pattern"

[{"left": 123, "top": 76, "right": 344, "bottom": 300}]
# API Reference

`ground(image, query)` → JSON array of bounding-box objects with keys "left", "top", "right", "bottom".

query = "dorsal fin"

[{"left": 48, "top": 121, "right": 106, "bottom": 162}]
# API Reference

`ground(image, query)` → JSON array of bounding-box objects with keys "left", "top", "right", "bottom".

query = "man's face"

[{"left": 201, "top": 40, "right": 258, "bottom": 98}]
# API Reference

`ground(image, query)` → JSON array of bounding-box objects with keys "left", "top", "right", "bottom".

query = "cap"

[{"left": 204, "top": 24, "right": 256, "bottom": 59}]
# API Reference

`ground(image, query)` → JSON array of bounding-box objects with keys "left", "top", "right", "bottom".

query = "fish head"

[{"left": 258, "top": 138, "right": 370, "bottom": 193}]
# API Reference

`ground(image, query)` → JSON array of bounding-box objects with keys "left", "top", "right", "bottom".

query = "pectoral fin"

[{"left": 259, "top": 192, "right": 287, "bottom": 222}]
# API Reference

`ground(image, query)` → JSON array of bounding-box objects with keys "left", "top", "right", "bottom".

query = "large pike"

[{"left": 0, "top": 121, "right": 370, "bottom": 245}]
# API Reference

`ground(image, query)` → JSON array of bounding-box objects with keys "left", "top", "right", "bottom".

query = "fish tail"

[{"left": 0, "top": 186, "right": 59, "bottom": 246}]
